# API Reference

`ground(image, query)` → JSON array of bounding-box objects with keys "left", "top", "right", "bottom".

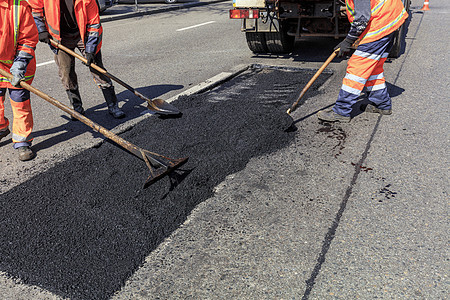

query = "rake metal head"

[{"left": 143, "top": 157, "right": 189, "bottom": 188}]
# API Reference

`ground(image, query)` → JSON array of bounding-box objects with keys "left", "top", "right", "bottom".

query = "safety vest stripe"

[
  {"left": 346, "top": 1, "right": 355, "bottom": 18},
  {"left": 345, "top": 73, "right": 367, "bottom": 84},
  {"left": 13, "top": 0, "right": 20, "bottom": 47},
  {"left": 371, "top": 0, "right": 385, "bottom": 15},
  {"left": 0, "top": 60, "right": 14, "bottom": 64},
  {"left": 341, "top": 84, "right": 361, "bottom": 95},
  {"left": 365, "top": 8, "right": 407, "bottom": 39},
  {"left": 354, "top": 50, "right": 382, "bottom": 61},
  {"left": 365, "top": 83, "right": 386, "bottom": 91},
  {"left": 368, "top": 73, "right": 384, "bottom": 81},
  {"left": 0, "top": 75, "right": 34, "bottom": 82}
]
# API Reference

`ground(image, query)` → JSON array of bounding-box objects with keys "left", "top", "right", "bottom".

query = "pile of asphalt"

[{"left": 0, "top": 67, "right": 330, "bottom": 299}]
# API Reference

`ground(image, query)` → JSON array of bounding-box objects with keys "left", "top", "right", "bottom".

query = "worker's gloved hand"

[
  {"left": 9, "top": 60, "right": 27, "bottom": 88},
  {"left": 38, "top": 31, "right": 51, "bottom": 44},
  {"left": 334, "top": 38, "right": 354, "bottom": 57},
  {"left": 84, "top": 52, "right": 95, "bottom": 66}
]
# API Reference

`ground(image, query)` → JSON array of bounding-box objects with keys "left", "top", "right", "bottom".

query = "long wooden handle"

[
  {"left": 287, "top": 49, "right": 339, "bottom": 115},
  {"left": 0, "top": 68, "right": 149, "bottom": 160}
]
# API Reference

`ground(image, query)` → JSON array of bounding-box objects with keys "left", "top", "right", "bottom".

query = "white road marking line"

[
  {"left": 176, "top": 21, "right": 216, "bottom": 32},
  {"left": 36, "top": 60, "right": 55, "bottom": 67}
]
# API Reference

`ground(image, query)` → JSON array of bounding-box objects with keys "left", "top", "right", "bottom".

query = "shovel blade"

[
  {"left": 147, "top": 99, "right": 181, "bottom": 116},
  {"left": 143, "top": 157, "right": 189, "bottom": 188}
]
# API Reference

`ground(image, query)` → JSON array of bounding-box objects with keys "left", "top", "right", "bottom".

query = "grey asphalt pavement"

[
  {"left": 114, "top": 1, "right": 450, "bottom": 299},
  {"left": 100, "top": 0, "right": 228, "bottom": 22},
  {"left": 0, "top": 0, "right": 448, "bottom": 299}
]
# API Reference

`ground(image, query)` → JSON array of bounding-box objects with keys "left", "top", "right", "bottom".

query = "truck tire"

[
  {"left": 245, "top": 32, "right": 268, "bottom": 53},
  {"left": 389, "top": 0, "right": 410, "bottom": 58},
  {"left": 265, "top": 25, "right": 295, "bottom": 54}
]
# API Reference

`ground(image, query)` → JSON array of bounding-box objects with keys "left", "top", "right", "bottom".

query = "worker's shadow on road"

[{"left": 30, "top": 84, "right": 183, "bottom": 153}]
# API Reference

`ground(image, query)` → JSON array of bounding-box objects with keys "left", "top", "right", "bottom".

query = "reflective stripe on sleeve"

[
  {"left": 18, "top": 44, "right": 36, "bottom": 51},
  {"left": 47, "top": 23, "right": 60, "bottom": 36},
  {"left": 87, "top": 24, "right": 101, "bottom": 29}
]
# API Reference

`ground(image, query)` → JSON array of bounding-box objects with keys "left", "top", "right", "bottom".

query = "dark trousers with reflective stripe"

[{"left": 333, "top": 33, "right": 395, "bottom": 117}]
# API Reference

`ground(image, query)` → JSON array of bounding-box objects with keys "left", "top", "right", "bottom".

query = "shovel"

[
  {"left": 286, "top": 48, "right": 339, "bottom": 115},
  {"left": 49, "top": 39, "right": 181, "bottom": 116},
  {"left": 0, "top": 69, "right": 188, "bottom": 188}
]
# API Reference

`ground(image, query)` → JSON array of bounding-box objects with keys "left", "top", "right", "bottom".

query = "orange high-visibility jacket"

[
  {"left": 346, "top": 0, "right": 408, "bottom": 44},
  {"left": 0, "top": 0, "right": 38, "bottom": 88},
  {"left": 28, "top": 0, "right": 103, "bottom": 54}
]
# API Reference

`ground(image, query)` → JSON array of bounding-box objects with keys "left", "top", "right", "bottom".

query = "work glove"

[
  {"left": 84, "top": 52, "right": 95, "bottom": 66},
  {"left": 334, "top": 38, "right": 354, "bottom": 58},
  {"left": 9, "top": 60, "right": 27, "bottom": 88},
  {"left": 38, "top": 31, "right": 51, "bottom": 44}
]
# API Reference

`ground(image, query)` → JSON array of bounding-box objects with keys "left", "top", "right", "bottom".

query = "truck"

[{"left": 229, "top": 0, "right": 410, "bottom": 58}]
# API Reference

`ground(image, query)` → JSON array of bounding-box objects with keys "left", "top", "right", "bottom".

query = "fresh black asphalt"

[{"left": 0, "top": 67, "right": 331, "bottom": 299}]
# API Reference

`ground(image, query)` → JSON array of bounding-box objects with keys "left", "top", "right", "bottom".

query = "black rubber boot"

[
  {"left": 66, "top": 89, "right": 85, "bottom": 120},
  {"left": 101, "top": 86, "right": 125, "bottom": 119}
]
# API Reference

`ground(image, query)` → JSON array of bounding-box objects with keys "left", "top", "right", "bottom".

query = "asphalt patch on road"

[{"left": 0, "top": 66, "right": 331, "bottom": 299}]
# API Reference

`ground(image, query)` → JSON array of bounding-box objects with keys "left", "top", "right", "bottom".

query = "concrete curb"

[{"left": 101, "top": 0, "right": 229, "bottom": 23}]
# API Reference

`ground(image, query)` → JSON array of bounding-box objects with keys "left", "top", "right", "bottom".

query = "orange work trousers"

[
  {"left": 333, "top": 32, "right": 395, "bottom": 117},
  {"left": 0, "top": 88, "right": 33, "bottom": 148}
]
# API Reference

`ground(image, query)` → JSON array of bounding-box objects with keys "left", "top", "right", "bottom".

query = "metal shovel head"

[
  {"left": 144, "top": 157, "right": 189, "bottom": 188},
  {"left": 148, "top": 99, "right": 181, "bottom": 115}
]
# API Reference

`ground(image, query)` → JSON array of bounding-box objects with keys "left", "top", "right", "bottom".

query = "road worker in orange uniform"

[
  {"left": 28, "top": 0, "right": 125, "bottom": 119},
  {"left": 0, "top": 0, "right": 39, "bottom": 161},
  {"left": 317, "top": 0, "right": 408, "bottom": 122}
]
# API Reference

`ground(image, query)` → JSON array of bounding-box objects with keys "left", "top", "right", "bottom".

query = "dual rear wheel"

[
  {"left": 245, "top": 27, "right": 295, "bottom": 54},
  {"left": 389, "top": 0, "right": 411, "bottom": 58}
]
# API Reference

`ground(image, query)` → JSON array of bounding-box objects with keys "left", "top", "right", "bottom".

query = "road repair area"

[{"left": 0, "top": 0, "right": 448, "bottom": 299}]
